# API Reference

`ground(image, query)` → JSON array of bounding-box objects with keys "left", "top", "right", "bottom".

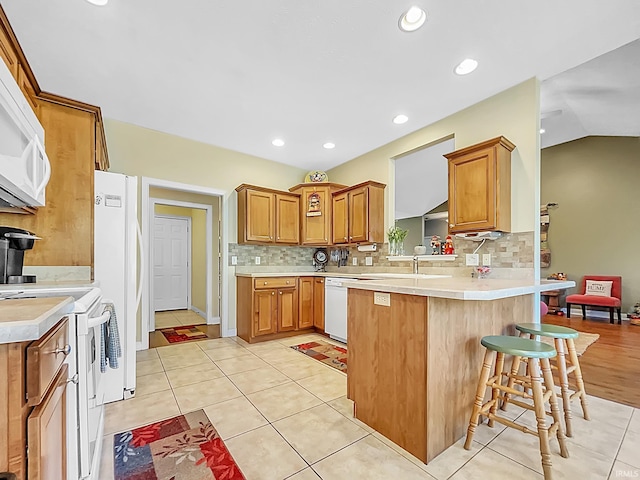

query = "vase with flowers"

[
  {"left": 476, "top": 266, "right": 491, "bottom": 279},
  {"left": 387, "top": 226, "right": 409, "bottom": 256}
]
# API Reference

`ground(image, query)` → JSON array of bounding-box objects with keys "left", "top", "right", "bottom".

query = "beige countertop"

[
  {"left": 235, "top": 271, "right": 448, "bottom": 279},
  {"left": 340, "top": 277, "right": 575, "bottom": 300},
  {"left": 0, "top": 296, "right": 74, "bottom": 344}
]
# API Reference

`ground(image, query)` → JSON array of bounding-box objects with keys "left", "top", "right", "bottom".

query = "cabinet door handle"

[
  {"left": 269, "top": 236, "right": 273, "bottom": 239},
  {"left": 279, "top": 291, "right": 283, "bottom": 295},
  {"left": 450, "top": 224, "right": 454, "bottom": 227},
  {"left": 67, "top": 373, "right": 79, "bottom": 385},
  {"left": 264, "top": 281, "right": 268, "bottom": 285},
  {"left": 53, "top": 344, "right": 72, "bottom": 356},
  {"left": 286, "top": 280, "right": 290, "bottom": 284},
  {"left": 277, "top": 236, "right": 280, "bottom": 240},
  {"left": 271, "top": 292, "right": 275, "bottom": 295},
  {"left": 344, "top": 237, "right": 347, "bottom": 241}
]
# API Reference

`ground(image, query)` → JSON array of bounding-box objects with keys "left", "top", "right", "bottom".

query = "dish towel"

[{"left": 100, "top": 302, "right": 122, "bottom": 373}]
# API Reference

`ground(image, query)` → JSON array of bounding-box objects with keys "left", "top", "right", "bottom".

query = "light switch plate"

[
  {"left": 352, "top": 257, "right": 358, "bottom": 266},
  {"left": 365, "top": 256, "right": 373, "bottom": 266},
  {"left": 466, "top": 254, "right": 479, "bottom": 266},
  {"left": 255, "top": 256, "right": 261, "bottom": 265},
  {"left": 482, "top": 254, "right": 491, "bottom": 266},
  {"left": 231, "top": 255, "right": 238, "bottom": 265},
  {"left": 374, "top": 292, "right": 391, "bottom": 306}
]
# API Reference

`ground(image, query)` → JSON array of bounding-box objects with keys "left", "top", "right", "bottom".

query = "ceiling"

[
  {"left": 540, "top": 38, "right": 640, "bottom": 149},
  {"left": 3, "top": 1, "right": 640, "bottom": 171}
]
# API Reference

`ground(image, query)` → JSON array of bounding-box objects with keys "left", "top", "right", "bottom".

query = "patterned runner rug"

[
  {"left": 113, "top": 409, "right": 245, "bottom": 479},
  {"left": 291, "top": 340, "right": 347, "bottom": 373},
  {"left": 160, "top": 325, "right": 208, "bottom": 344}
]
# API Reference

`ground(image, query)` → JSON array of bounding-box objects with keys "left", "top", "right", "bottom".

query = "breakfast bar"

[{"left": 342, "top": 277, "right": 574, "bottom": 464}]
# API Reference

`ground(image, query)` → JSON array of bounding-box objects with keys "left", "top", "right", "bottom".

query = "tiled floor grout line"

[{"left": 607, "top": 413, "right": 635, "bottom": 478}]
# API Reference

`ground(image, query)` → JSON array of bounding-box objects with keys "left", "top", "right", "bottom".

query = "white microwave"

[{"left": 0, "top": 58, "right": 50, "bottom": 210}]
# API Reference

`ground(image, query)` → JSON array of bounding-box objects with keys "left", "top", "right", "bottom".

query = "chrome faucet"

[{"left": 413, "top": 256, "right": 419, "bottom": 274}]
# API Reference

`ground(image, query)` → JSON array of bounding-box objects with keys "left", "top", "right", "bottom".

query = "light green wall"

[
  {"left": 396, "top": 217, "right": 423, "bottom": 253},
  {"left": 154, "top": 205, "right": 207, "bottom": 314},
  {"left": 327, "top": 79, "right": 541, "bottom": 236},
  {"left": 541, "top": 136, "right": 640, "bottom": 312},
  {"left": 105, "top": 120, "right": 307, "bottom": 334}
]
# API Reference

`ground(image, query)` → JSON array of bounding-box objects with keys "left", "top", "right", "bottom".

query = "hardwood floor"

[{"left": 544, "top": 314, "right": 640, "bottom": 408}]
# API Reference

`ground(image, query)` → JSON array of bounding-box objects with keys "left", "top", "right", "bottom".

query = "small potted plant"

[{"left": 387, "top": 226, "right": 408, "bottom": 255}]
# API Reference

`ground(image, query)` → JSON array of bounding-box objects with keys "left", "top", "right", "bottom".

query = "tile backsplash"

[{"left": 229, "top": 231, "right": 534, "bottom": 278}]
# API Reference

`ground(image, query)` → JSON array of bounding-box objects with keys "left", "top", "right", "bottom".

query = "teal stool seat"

[
  {"left": 516, "top": 323, "right": 578, "bottom": 339},
  {"left": 481, "top": 335, "right": 556, "bottom": 358}
]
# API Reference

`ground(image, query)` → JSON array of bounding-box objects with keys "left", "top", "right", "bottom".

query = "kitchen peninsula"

[{"left": 342, "top": 276, "right": 574, "bottom": 464}]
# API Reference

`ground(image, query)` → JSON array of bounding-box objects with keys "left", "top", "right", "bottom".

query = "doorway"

[{"left": 140, "top": 177, "right": 226, "bottom": 351}]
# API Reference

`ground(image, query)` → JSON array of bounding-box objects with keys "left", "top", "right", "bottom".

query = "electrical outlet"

[
  {"left": 255, "top": 256, "right": 261, "bottom": 265},
  {"left": 231, "top": 255, "right": 238, "bottom": 265},
  {"left": 374, "top": 292, "right": 391, "bottom": 306},
  {"left": 365, "top": 256, "right": 373, "bottom": 266},
  {"left": 466, "top": 253, "right": 479, "bottom": 266},
  {"left": 352, "top": 257, "right": 358, "bottom": 266},
  {"left": 482, "top": 254, "right": 491, "bottom": 266}
]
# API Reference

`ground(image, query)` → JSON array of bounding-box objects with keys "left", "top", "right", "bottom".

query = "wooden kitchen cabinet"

[
  {"left": 445, "top": 136, "right": 515, "bottom": 234},
  {"left": 236, "top": 185, "right": 300, "bottom": 245},
  {"left": 289, "top": 183, "right": 347, "bottom": 246},
  {"left": 332, "top": 181, "right": 385, "bottom": 245},
  {"left": 298, "top": 277, "right": 315, "bottom": 329},
  {"left": 313, "top": 277, "right": 325, "bottom": 331},
  {"left": 0, "top": 6, "right": 109, "bottom": 273},
  {"left": 0, "top": 316, "right": 70, "bottom": 480},
  {"left": 237, "top": 276, "right": 316, "bottom": 343}
]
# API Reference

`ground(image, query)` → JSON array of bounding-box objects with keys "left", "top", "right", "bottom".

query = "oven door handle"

[{"left": 87, "top": 311, "right": 111, "bottom": 329}]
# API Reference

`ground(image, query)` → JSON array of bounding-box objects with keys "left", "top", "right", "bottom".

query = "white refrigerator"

[{"left": 94, "top": 170, "right": 141, "bottom": 403}]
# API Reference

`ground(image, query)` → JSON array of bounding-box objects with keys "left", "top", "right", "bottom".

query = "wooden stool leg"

[
  {"left": 529, "top": 357, "right": 554, "bottom": 479},
  {"left": 554, "top": 338, "right": 573, "bottom": 437},
  {"left": 488, "top": 352, "right": 505, "bottom": 427},
  {"left": 501, "top": 353, "right": 522, "bottom": 411},
  {"left": 566, "top": 338, "right": 590, "bottom": 421},
  {"left": 465, "top": 349, "right": 495, "bottom": 450},
  {"left": 541, "top": 357, "right": 569, "bottom": 459}
]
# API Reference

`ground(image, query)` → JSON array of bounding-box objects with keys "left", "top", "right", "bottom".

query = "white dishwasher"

[{"left": 324, "top": 277, "right": 360, "bottom": 344}]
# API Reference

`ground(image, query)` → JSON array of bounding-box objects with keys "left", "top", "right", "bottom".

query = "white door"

[{"left": 153, "top": 216, "right": 190, "bottom": 311}]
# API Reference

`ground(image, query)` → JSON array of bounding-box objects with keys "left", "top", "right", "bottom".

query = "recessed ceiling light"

[
  {"left": 323, "top": 142, "right": 335, "bottom": 149},
  {"left": 540, "top": 128, "right": 546, "bottom": 134},
  {"left": 399, "top": 6, "right": 427, "bottom": 32},
  {"left": 393, "top": 114, "right": 409, "bottom": 125},
  {"left": 454, "top": 58, "right": 478, "bottom": 75},
  {"left": 272, "top": 138, "right": 285, "bottom": 147},
  {"left": 85, "top": 0, "right": 108, "bottom": 5}
]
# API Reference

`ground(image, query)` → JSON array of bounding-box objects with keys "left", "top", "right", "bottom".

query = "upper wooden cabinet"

[
  {"left": 236, "top": 185, "right": 300, "bottom": 245},
  {"left": 332, "top": 181, "right": 385, "bottom": 245},
  {"left": 0, "top": 5, "right": 109, "bottom": 272},
  {"left": 445, "top": 137, "right": 515, "bottom": 234},
  {"left": 289, "top": 182, "right": 346, "bottom": 246}
]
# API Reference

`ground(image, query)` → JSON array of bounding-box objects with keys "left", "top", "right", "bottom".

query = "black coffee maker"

[{"left": 0, "top": 227, "right": 40, "bottom": 284}]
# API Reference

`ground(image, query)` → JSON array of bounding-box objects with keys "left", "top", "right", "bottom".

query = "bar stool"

[
  {"left": 465, "top": 335, "right": 568, "bottom": 480},
  {"left": 513, "top": 323, "right": 590, "bottom": 437}
]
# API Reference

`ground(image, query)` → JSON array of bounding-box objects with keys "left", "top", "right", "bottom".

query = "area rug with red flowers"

[
  {"left": 160, "top": 325, "right": 208, "bottom": 344},
  {"left": 113, "top": 409, "right": 244, "bottom": 480},
  {"left": 290, "top": 340, "right": 347, "bottom": 373}
]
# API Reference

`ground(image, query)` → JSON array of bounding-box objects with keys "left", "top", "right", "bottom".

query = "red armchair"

[{"left": 566, "top": 275, "right": 622, "bottom": 324}]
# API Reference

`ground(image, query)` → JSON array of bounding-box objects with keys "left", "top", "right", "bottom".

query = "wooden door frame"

[
  {"left": 151, "top": 213, "right": 192, "bottom": 318},
  {"left": 141, "top": 177, "right": 226, "bottom": 350}
]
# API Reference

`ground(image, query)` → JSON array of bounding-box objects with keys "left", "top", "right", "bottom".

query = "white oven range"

[{"left": 4, "top": 286, "right": 108, "bottom": 480}]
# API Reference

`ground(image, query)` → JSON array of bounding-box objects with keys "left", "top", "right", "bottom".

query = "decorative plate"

[{"left": 304, "top": 171, "right": 328, "bottom": 183}]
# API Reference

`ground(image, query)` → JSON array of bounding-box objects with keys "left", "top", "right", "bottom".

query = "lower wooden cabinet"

[
  {"left": 313, "top": 277, "right": 325, "bottom": 331},
  {"left": 237, "top": 276, "right": 325, "bottom": 343},
  {"left": 0, "top": 317, "right": 70, "bottom": 480}
]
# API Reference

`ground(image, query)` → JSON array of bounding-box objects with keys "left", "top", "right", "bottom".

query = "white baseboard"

[
  {"left": 136, "top": 341, "right": 145, "bottom": 351},
  {"left": 209, "top": 316, "right": 221, "bottom": 325},
  {"left": 224, "top": 328, "right": 237, "bottom": 337},
  {"left": 566, "top": 306, "right": 619, "bottom": 320},
  {"left": 190, "top": 305, "right": 207, "bottom": 319}
]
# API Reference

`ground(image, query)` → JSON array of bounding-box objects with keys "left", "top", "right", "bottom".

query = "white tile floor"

[
  {"left": 154, "top": 309, "right": 205, "bottom": 329},
  {"left": 100, "top": 333, "right": 640, "bottom": 479}
]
